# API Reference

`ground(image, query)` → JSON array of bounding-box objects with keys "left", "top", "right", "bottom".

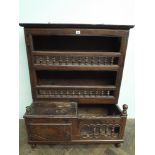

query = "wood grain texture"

[
  {"left": 20, "top": 24, "right": 134, "bottom": 147},
  {"left": 19, "top": 119, "right": 135, "bottom": 155},
  {"left": 19, "top": 23, "right": 134, "bottom": 30}
]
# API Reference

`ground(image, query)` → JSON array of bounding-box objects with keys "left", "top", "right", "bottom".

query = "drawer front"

[
  {"left": 27, "top": 123, "right": 71, "bottom": 142},
  {"left": 77, "top": 118, "right": 121, "bottom": 140}
]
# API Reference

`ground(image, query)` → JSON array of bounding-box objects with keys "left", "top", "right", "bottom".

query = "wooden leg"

[
  {"left": 31, "top": 144, "right": 36, "bottom": 149},
  {"left": 115, "top": 143, "right": 121, "bottom": 148}
]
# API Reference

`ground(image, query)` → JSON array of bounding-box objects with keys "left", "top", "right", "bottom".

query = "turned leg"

[
  {"left": 115, "top": 143, "right": 121, "bottom": 148},
  {"left": 31, "top": 144, "right": 36, "bottom": 149}
]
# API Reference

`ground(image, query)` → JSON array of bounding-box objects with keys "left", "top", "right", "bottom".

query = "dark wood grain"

[
  {"left": 19, "top": 23, "right": 134, "bottom": 30},
  {"left": 20, "top": 23, "right": 133, "bottom": 147}
]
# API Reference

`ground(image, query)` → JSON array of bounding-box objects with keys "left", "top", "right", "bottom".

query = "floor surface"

[{"left": 19, "top": 119, "right": 135, "bottom": 155}]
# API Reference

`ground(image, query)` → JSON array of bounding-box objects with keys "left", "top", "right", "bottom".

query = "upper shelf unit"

[{"left": 21, "top": 23, "right": 134, "bottom": 102}]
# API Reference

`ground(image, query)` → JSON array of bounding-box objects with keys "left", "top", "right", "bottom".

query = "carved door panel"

[{"left": 28, "top": 123, "right": 71, "bottom": 142}]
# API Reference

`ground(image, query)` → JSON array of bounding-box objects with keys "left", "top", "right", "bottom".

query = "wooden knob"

[
  {"left": 123, "top": 104, "right": 128, "bottom": 110},
  {"left": 26, "top": 106, "right": 31, "bottom": 114},
  {"left": 122, "top": 104, "right": 128, "bottom": 115}
]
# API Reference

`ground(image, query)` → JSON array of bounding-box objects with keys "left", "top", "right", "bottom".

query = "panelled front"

[
  {"left": 25, "top": 117, "right": 74, "bottom": 143},
  {"left": 26, "top": 118, "right": 124, "bottom": 143},
  {"left": 24, "top": 103, "right": 127, "bottom": 144},
  {"left": 27, "top": 123, "right": 71, "bottom": 142},
  {"left": 24, "top": 28, "right": 129, "bottom": 104}
]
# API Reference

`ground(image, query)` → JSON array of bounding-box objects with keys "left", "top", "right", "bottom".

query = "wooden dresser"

[{"left": 20, "top": 23, "right": 134, "bottom": 148}]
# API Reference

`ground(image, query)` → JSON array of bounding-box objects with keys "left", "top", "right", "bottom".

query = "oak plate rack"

[{"left": 20, "top": 23, "right": 134, "bottom": 148}]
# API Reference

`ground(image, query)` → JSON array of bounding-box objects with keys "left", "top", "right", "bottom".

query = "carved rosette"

[
  {"left": 34, "top": 55, "right": 118, "bottom": 66},
  {"left": 37, "top": 88, "right": 114, "bottom": 98}
]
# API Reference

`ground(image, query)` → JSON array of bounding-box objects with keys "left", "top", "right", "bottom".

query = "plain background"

[
  {"left": 19, "top": 0, "right": 135, "bottom": 118},
  {"left": 1, "top": 0, "right": 155, "bottom": 154}
]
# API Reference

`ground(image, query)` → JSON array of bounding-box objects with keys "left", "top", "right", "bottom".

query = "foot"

[
  {"left": 31, "top": 144, "right": 36, "bottom": 149},
  {"left": 115, "top": 143, "right": 121, "bottom": 148}
]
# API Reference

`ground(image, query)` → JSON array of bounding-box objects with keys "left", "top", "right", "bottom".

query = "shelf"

[
  {"left": 32, "top": 35, "right": 121, "bottom": 52},
  {"left": 32, "top": 50, "right": 121, "bottom": 71},
  {"left": 34, "top": 65, "right": 119, "bottom": 71},
  {"left": 36, "top": 85, "right": 116, "bottom": 89},
  {"left": 32, "top": 51, "right": 121, "bottom": 56},
  {"left": 36, "top": 70, "right": 116, "bottom": 100},
  {"left": 36, "top": 70, "right": 117, "bottom": 86},
  {"left": 38, "top": 78, "right": 114, "bottom": 86}
]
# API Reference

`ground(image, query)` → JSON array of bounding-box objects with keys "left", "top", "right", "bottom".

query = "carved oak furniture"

[{"left": 20, "top": 23, "right": 134, "bottom": 148}]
